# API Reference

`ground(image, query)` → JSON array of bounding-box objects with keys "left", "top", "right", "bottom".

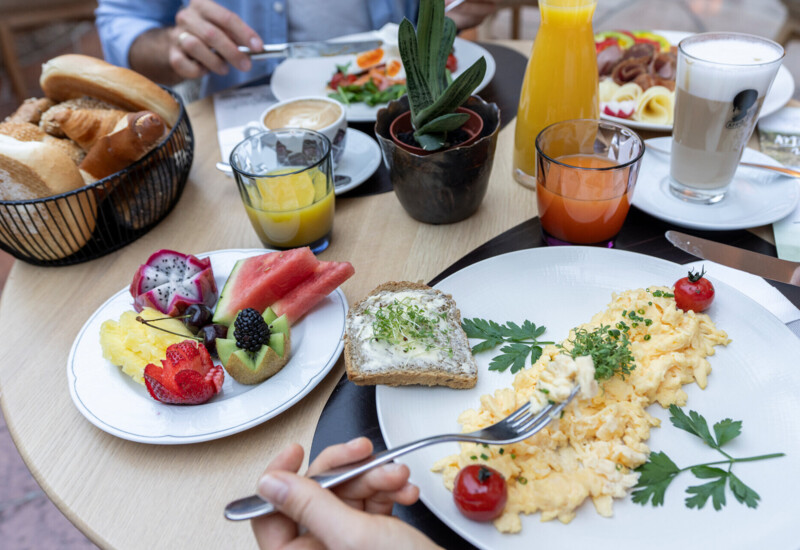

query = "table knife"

[
  {"left": 239, "top": 39, "right": 382, "bottom": 60},
  {"left": 665, "top": 230, "right": 800, "bottom": 286}
]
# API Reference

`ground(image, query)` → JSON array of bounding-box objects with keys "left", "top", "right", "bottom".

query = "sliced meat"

[
  {"left": 597, "top": 44, "right": 623, "bottom": 76},
  {"left": 621, "top": 42, "right": 657, "bottom": 65},
  {"left": 612, "top": 58, "right": 649, "bottom": 85},
  {"left": 651, "top": 51, "right": 677, "bottom": 80}
]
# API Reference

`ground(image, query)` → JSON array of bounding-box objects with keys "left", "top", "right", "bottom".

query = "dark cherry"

[
  {"left": 183, "top": 304, "right": 213, "bottom": 333},
  {"left": 201, "top": 324, "right": 228, "bottom": 356}
]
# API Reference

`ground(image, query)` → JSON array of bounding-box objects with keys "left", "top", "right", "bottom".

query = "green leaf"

[
  {"left": 470, "top": 338, "right": 502, "bottom": 354},
  {"left": 413, "top": 113, "right": 469, "bottom": 137},
  {"left": 669, "top": 405, "right": 717, "bottom": 448},
  {"left": 713, "top": 418, "right": 742, "bottom": 447},
  {"left": 632, "top": 451, "right": 680, "bottom": 506},
  {"left": 728, "top": 472, "right": 760, "bottom": 509},
  {"left": 690, "top": 465, "right": 727, "bottom": 479},
  {"left": 398, "top": 18, "right": 433, "bottom": 121},
  {"left": 416, "top": 0, "right": 444, "bottom": 97},
  {"left": 437, "top": 17, "right": 457, "bottom": 92},
  {"left": 335, "top": 61, "right": 351, "bottom": 74},
  {"left": 415, "top": 132, "right": 446, "bottom": 151},
  {"left": 413, "top": 56, "right": 486, "bottom": 129},
  {"left": 488, "top": 352, "right": 516, "bottom": 372},
  {"left": 530, "top": 345, "right": 543, "bottom": 364},
  {"left": 462, "top": 318, "right": 506, "bottom": 340},
  {"left": 685, "top": 477, "right": 728, "bottom": 510}
]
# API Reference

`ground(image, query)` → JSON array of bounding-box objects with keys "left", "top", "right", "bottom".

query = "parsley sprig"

[
  {"left": 632, "top": 405, "right": 784, "bottom": 510},
  {"left": 461, "top": 318, "right": 553, "bottom": 374},
  {"left": 560, "top": 324, "right": 635, "bottom": 381}
]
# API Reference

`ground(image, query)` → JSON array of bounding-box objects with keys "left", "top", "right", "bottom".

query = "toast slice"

[{"left": 344, "top": 281, "right": 477, "bottom": 389}]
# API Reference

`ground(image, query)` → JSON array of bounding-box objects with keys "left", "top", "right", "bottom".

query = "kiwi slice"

[{"left": 216, "top": 307, "right": 292, "bottom": 385}]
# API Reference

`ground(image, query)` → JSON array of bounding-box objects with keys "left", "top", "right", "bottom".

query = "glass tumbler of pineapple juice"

[
  {"left": 230, "top": 129, "right": 334, "bottom": 254},
  {"left": 513, "top": 0, "right": 599, "bottom": 189}
]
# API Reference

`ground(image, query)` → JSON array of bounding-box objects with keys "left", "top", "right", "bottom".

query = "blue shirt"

[{"left": 95, "top": 0, "right": 418, "bottom": 96}]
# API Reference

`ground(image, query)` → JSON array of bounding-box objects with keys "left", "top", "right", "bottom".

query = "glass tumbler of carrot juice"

[
  {"left": 230, "top": 129, "right": 334, "bottom": 254},
  {"left": 535, "top": 119, "right": 644, "bottom": 247}
]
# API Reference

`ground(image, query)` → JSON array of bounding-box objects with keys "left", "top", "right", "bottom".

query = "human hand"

[
  {"left": 168, "top": 0, "right": 263, "bottom": 79},
  {"left": 446, "top": 0, "right": 501, "bottom": 30},
  {"left": 252, "top": 437, "right": 440, "bottom": 550}
]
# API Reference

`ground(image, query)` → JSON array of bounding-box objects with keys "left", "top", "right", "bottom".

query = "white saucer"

[
  {"left": 632, "top": 137, "right": 800, "bottom": 231},
  {"left": 335, "top": 128, "right": 381, "bottom": 194}
]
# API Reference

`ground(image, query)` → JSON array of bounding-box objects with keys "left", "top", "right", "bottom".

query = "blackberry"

[{"left": 233, "top": 308, "right": 271, "bottom": 352}]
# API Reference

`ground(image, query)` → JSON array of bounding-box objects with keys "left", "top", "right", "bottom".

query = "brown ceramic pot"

[
  {"left": 388, "top": 107, "right": 484, "bottom": 155},
  {"left": 375, "top": 95, "right": 501, "bottom": 224}
]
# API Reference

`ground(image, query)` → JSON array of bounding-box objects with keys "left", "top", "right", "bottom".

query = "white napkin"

[{"left": 685, "top": 260, "right": 800, "bottom": 325}]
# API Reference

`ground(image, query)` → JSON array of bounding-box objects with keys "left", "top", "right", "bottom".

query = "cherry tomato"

[
  {"left": 674, "top": 267, "right": 715, "bottom": 312},
  {"left": 453, "top": 465, "right": 508, "bottom": 522},
  {"left": 446, "top": 53, "right": 458, "bottom": 73}
]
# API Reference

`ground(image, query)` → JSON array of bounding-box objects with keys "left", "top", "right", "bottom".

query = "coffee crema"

[{"left": 264, "top": 100, "right": 342, "bottom": 131}]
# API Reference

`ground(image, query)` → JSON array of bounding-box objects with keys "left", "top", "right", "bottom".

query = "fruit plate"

[
  {"left": 67, "top": 248, "right": 347, "bottom": 445},
  {"left": 375, "top": 247, "right": 800, "bottom": 550}
]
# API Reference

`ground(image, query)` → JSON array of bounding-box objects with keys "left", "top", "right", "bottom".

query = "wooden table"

[{"left": 0, "top": 40, "right": 789, "bottom": 548}]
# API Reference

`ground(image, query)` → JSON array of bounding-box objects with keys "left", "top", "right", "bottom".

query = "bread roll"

[
  {"left": 80, "top": 111, "right": 167, "bottom": 181},
  {"left": 41, "top": 55, "right": 179, "bottom": 128},
  {"left": 0, "top": 122, "right": 85, "bottom": 165},
  {"left": 4, "top": 97, "right": 55, "bottom": 125},
  {"left": 0, "top": 135, "right": 97, "bottom": 260}
]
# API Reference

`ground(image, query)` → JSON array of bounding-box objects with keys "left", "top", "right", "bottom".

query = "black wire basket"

[{"left": 0, "top": 90, "right": 194, "bottom": 266}]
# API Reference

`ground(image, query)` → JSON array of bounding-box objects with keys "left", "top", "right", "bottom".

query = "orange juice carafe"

[{"left": 513, "top": 0, "right": 599, "bottom": 188}]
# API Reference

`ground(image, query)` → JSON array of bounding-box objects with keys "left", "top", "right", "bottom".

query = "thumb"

[{"left": 258, "top": 471, "right": 365, "bottom": 547}]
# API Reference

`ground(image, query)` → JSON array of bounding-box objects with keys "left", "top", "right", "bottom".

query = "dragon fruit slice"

[{"left": 130, "top": 250, "right": 218, "bottom": 316}]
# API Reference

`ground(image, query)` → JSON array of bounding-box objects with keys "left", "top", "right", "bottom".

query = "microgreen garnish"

[
  {"left": 371, "top": 298, "right": 453, "bottom": 356},
  {"left": 559, "top": 324, "right": 635, "bottom": 381},
  {"left": 632, "top": 405, "right": 784, "bottom": 510},
  {"left": 461, "top": 318, "right": 554, "bottom": 373}
]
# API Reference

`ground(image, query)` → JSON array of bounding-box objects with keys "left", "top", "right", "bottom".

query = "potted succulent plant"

[{"left": 375, "top": 0, "right": 501, "bottom": 224}]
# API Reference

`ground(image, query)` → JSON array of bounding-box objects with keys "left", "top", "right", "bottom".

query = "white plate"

[
  {"left": 376, "top": 247, "right": 800, "bottom": 550},
  {"left": 600, "top": 30, "right": 795, "bottom": 132},
  {"left": 632, "top": 137, "right": 800, "bottom": 230},
  {"left": 271, "top": 33, "right": 496, "bottom": 122},
  {"left": 335, "top": 128, "right": 381, "bottom": 194},
  {"left": 67, "top": 248, "right": 347, "bottom": 445}
]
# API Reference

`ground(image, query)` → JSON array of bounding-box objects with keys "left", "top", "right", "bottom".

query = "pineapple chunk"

[{"left": 100, "top": 308, "right": 194, "bottom": 385}]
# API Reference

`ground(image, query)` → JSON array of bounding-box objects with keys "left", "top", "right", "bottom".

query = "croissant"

[
  {"left": 80, "top": 111, "right": 167, "bottom": 181},
  {"left": 52, "top": 106, "right": 126, "bottom": 150}
]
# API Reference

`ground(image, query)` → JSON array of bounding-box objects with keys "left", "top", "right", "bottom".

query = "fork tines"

[{"left": 515, "top": 386, "right": 581, "bottom": 434}]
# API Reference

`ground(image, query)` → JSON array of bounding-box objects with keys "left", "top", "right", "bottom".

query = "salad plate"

[
  {"left": 376, "top": 246, "right": 800, "bottom": 550},
  {"left": 67, "top": 248, "right": 347, "bottom": 445},
  {"left": 599, "top": 30, "right": 795, "bottom": 132},
  {"left": 633, "top": 137, "right": 800, "bottom": 230},
  {"left": 271, "top": 31, "right": 496, "bottom": 122}
]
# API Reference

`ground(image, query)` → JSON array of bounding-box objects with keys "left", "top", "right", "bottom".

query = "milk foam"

[{"left": 678, "top": 36, "right": 783, "bottom": 101}]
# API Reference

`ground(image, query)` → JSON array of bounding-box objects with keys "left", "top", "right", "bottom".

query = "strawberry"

[{"left": 143, "top": 340, "right": 223, "bottom": 405}]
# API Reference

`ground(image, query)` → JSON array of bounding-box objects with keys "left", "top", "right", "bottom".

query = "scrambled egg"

[{"left": 431, "top": 287, "right": 730, "bottom": 532}]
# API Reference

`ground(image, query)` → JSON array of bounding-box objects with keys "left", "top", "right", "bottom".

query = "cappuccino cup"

[
  {"left": 261, "top": 97, "right": 347, "bottom": 164},
  {"left": 669, "top": 32, "right": 784, "bottom": 204}
]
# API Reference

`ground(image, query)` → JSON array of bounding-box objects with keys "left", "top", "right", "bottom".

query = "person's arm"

[
  {"left": 252, "top": 438, "right": 442, "bottom": 549},
  {"left": 96, "top": 0, "right": 263, "bottom": 85}
]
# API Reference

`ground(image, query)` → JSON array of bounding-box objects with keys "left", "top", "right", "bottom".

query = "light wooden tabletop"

[{"left": 0, "top": 40, "right": 547, "bottom": 550}]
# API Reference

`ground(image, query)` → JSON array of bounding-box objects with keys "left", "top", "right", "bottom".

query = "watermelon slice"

[
  {"left": 272, "top": 261, "right": 355, "bottom": 324},
  {"left": 212, "top": 248, "right": 318, "bottom": 326}
]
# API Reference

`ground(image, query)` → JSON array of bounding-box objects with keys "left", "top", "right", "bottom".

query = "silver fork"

[{"left": 224, "top": 386, "right": 580, "bottom": 521}]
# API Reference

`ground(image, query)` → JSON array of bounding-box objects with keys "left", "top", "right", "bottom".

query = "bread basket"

[{"left": 0, "top": 89, "right": 193, "bottom": 266}]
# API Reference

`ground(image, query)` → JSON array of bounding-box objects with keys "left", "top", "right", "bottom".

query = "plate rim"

[
  {"left": 66, "top": 248, "right": 347, "bottom": 445},
  {"left": 335, "top": 128, "right": 381, "bottom": 195},
  {"left": 375, "top": 246, "right": 800, "bottom": 550},
  {"left": 598, "top": 29, "right": 795, "bottom": 131},
  {"left": 632, "top": 136, "right": 800, "bottom": 231},
  {"left": 271, "top": 36, "right": 497, "bottom": 123}
]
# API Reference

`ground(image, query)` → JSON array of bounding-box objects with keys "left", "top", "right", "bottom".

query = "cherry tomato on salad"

[
  {"left": 453, "top": 465, "right": 508, "bottom": 522},
  {"left": 446, "top": 52, "right": 458, "bottom": 73},
  {"left": 674, "top": 267, "right": 715, "bottom": 312}
]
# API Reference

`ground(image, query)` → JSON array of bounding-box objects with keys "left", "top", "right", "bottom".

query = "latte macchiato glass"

[{"left": 669, "top": 33, "right": 784, "bottom": 204}]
